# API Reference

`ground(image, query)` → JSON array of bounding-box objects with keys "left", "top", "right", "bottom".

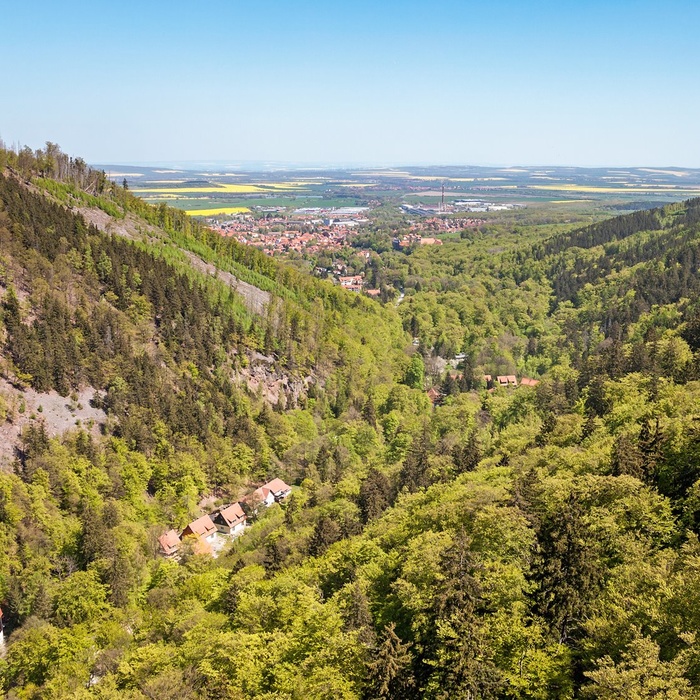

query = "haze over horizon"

[
  {"left": 3, "top": 0, "right": 700, "bottom": 167},
  {"left": 92, "top": 160, "right": 700, "bottom": 174}
]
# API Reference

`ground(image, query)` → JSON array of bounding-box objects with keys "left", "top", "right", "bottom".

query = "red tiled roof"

[
  {"left": 497, "top": 375, "right": 517, "bottom": 385},
  {"left": 245, "top": 486, "right": 271, "bottom": 504},
  {"left": 217, "top": 502, "right": 246, "bottom": 526},
  {"left": 183, "top": 514, "right": 216, "bottom": 539},
  {"left": 426, "top": 387, "right": 441, "bottom": 403},
  {"left": 158, "top": 529, "right": 180, "bottom": 555},
  {"left": 265, "top": 478, "right": 291, "bottom": 496}
]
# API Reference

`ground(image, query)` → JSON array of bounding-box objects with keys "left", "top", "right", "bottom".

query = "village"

[
  {"left": 207, "top": 206, "right": 370, "bottom": 256},
  {"left": 205, "top": 203, "right": 496, "bottom": 298},
  {"left": 207, "top": 204, "right": 487, "bottom": 259},
  {"left": 158, "top": 477, "right": 292, "bottom": 560},
  {"left": 426, "top": 370, "right": 540, "bottom": 406}
]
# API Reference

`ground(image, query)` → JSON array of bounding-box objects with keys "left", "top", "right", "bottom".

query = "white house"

[
  {"left": 212, "top": 502, "right": 247, "bottom": 535},
  {"left": 264, "top": 478, "right": 292, "bottom": 502}
]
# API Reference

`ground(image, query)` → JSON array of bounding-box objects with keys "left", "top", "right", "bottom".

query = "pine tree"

[
  {"left": 308, "top": 515, "right": 342, "bottom": 556},
  {"left": 365, "top": 623, "right": 415, "bottom": 700},
  {"left": 344, "top": 581, "right": 376, "bottom": 646},
  {"left": 441, "top": 372, "right": 458, "bottom": 398},
  {"left": 263, "top": 532, "right": 289, "bottom": 573},
  {"left": 530, "top": 494, "right": 602, "bottom": 644},
  {"left": 425, "top": 531, "right": 503, "bottom": 699},
  {"left": 363, "top": 393, "right": 378, "bottom": 428},
  {"left": 638, "top": 417, "right": 664, "bottom": 481},
  {"left": 452, "top": 427, "right": 481, "bottom": 474},
  {"left": 359, "top": 468, "right": 392, "bottom": 522},
  {"left": 399, "top": 422, "right": 433, "bottom": 492}
]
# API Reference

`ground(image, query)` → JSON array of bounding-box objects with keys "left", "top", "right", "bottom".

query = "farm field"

[
  {"left": 96, "top": 162, "right": 700, "bottom": 218},
  {"left": 183, "top": 206, "right": 251, "bottom": 216}
]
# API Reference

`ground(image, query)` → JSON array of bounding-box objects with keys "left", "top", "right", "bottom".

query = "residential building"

[
  {"left": 182, "top": 514, "right": 217, "bottom": 541},
  {"left": 264, "top": 478, "right": 292, "bottom": 502},
  {"left": 158, "top": 529, "right": 181, "bottom": 559},
  {"left": 497, "top": 375, "right": 518, "bottom": 387},
  {"left": 212, "top": 502, "right": 247, "bottom": 535}
]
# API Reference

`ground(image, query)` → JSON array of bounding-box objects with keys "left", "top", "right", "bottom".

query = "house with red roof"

[
  {"left": 264, "top": 478, "right": 292, "bottom": 502},
  {"left": 158, "top": 529, "right": 181, "bottom": 559},
  {"left": 212, "top": 502, "right": 247, "bottom": 535},
  {"left": 182, "top": 514, "right": 217, "bottom": 541},
  {"left": 245, "top": 485, "right": 276, "bottom": 510},
  {"left": 426, "top": 387, "right": 442, "bottom": 405}
]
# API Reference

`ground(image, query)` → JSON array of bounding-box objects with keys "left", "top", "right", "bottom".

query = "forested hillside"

[{"left": 5, "top": 144, "right": 700, "bottom": 698}]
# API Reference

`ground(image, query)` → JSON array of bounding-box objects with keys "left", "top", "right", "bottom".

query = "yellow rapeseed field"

[
  {"left": 137, "top": 181, "right": 312, "bottom": 195},
  {"left": 185, "top": 206, "right": 251, "bottom": 216}
]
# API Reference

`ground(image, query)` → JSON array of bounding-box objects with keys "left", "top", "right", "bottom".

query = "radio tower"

[{"left": 441, "top": 182, "right": 445, "bottom": 213}]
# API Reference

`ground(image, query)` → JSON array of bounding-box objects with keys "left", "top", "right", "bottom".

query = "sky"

[{"left": 1, "top": 0, "right": 700, "bottom": 167}]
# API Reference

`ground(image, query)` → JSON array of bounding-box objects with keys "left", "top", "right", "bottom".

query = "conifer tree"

[
  {"left": 422, "top": 531, "right": 503, "bottom": 698},
  {"left": 359, "top": 468, "right": 392, "bottom": 522},
  {"left": 452, "top": 427, "right": 481, "bottom": 474},
  {"left": 399, "top": 422, "right": 433, "bottom": 492},
  {"left": 365, "top": 623, "right": 415, "bottom": 700},
  {"left": 531, "top": 494, "right": 602, "bottom": 644}
]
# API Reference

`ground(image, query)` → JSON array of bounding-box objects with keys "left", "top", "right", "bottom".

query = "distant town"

[
  {"left": 205, "top": 200, "right": 523, "bottom": 295},
  {"left": 209, "top": 206, "right": 370, "bottom": 256}
]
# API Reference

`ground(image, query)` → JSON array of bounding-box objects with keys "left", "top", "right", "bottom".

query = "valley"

[{"left": 2, "top": 143, "right": 700, "bottom": 698}]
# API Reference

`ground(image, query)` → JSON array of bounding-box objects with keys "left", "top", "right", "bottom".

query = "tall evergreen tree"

[
  {"left": 359, "top": 468, "right": 392, "bottom": 523},
  {"left": 531, "top": 494, "right": 602, "bottom": 644},
  {"left": 365, "top": 623, "right": 415, "bottom": 700}
]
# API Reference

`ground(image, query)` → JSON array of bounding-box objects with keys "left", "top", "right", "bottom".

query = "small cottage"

[
  {"left": 182, "top": 514, "right": 217, "bottom": 542},
  {"left": 212, "top": 502, "right": 247, "bottom": 535},
  {"left": 426, "top": 387, "right": 441, "bottom": 404},
  {"left": 264, "top": 478, "right": 292, "bottom": 502},
  {"left": 247, "top": 486, "right": 276, "bottom": 509},
  {"left": 158, "top": 529, "right": 181, "bottom": 558}
]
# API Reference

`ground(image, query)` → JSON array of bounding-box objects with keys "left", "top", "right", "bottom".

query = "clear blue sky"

[{"left": 2, "top": 0, "right": 699, "bottom": 167}]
